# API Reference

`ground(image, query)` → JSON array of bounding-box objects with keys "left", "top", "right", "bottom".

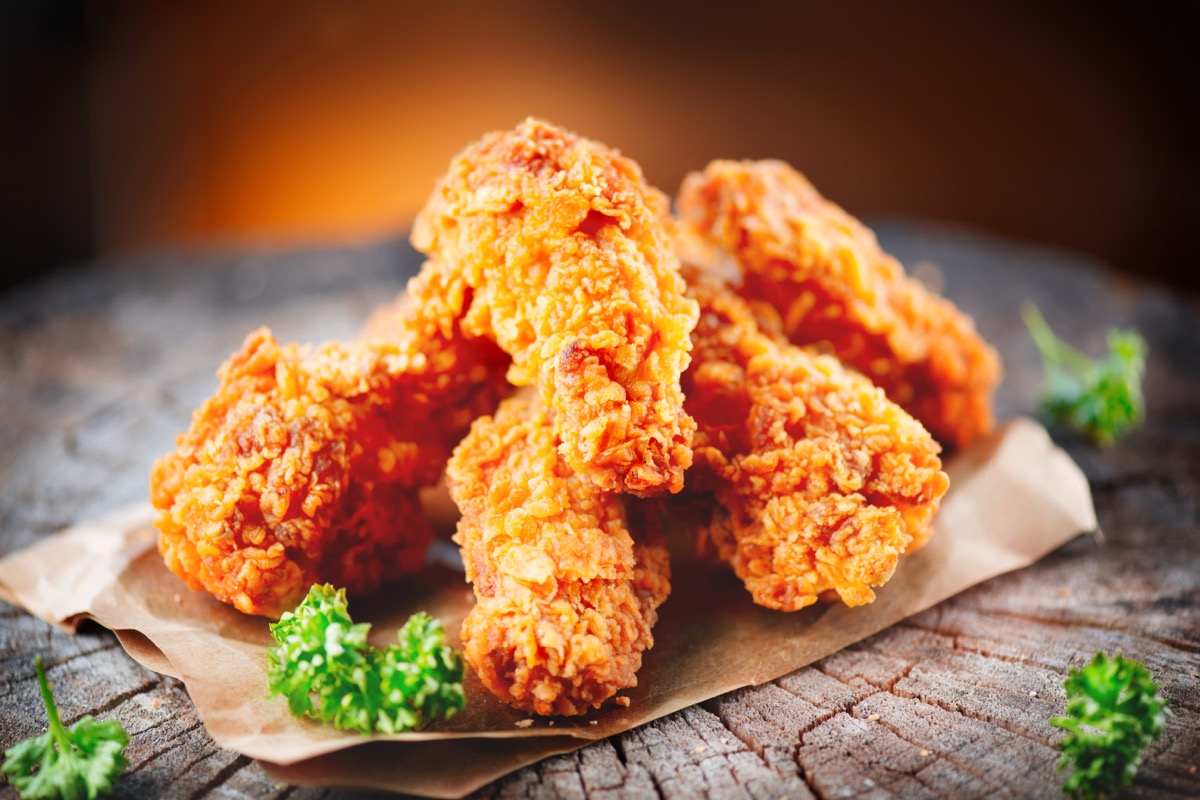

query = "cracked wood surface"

[{"left": 1, "top": 224, "right": 1197, "bottom": 799}]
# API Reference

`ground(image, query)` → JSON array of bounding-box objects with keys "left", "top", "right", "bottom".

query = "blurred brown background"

[{"left": 2, "top": 0, "right": 1198, "bottom": 291}]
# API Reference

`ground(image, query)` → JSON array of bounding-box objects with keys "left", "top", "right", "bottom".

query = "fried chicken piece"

[
  {"left": 151, "top": 316, "right": 507, "bottom": 618},
  {"left": 359, "top": 275, "right": 512, "bottom": 424},
  {"left": 682, "top": 271, "right": 949, "bottom": 611},
  {"left": 412, "top": 118, "right": 698, "bottom": 496},
  {"left": 677, "top": 160, "right": 1002, "bottom": 449},
  {"left": 447, "top": 395, "right": 670, "bottom": 715}
]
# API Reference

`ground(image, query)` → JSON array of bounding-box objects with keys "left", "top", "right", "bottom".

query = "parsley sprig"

[
  {"left": 2, "top": 656, "right": 129, "bottom": 800},
  {"left": 1050, "top": 651, "right": 1169, "bottom": 799},
  {"left": 267, "top": 584, "right": 465, "bottom": 734},
  {"left": 1021, "top": 303, "right": 1147, "bottom": 446}
]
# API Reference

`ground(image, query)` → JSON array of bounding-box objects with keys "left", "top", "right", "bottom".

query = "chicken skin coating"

[
  {"left": 412, "top": 118, "right": 698, "bottom": 496},
  {"left": 677, "top": 160, "right": 1002, "bottom": 449},
  {"left": 151, "top": 318, "right": 508, "bottom": 618},
  {"left": 683, "top": 273, "right": 949, "bottom": 611},
  {"left": 359, "top": 278, "right": 512, "bottom": 420},
  {"left": 447, "top": 395, "right": 670, "bottom": 715}
]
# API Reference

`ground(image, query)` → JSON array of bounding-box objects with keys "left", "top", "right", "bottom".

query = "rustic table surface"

[{"left": 1, "top": 223, "right": 1197, "bottom": 800}]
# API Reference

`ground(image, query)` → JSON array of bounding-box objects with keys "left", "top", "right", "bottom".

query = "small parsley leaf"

[
  {"left": 1050, "top": 651, "right": 1169, "bottom": 799},
  {"left": 267, "top": 584, "right": 465, "bottom": 735},
  {"left": 1021, "top": 303, "right": 1147, "bottom": 446},
  {"left": 2, "top": 656, "right": 129, "bottom": 800}
]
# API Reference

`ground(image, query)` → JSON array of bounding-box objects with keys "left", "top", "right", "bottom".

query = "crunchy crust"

[
  {"left": 151, "top": 306, "right": 510, "bottom": 617},
  {"left": 682, "top": 272, "right": 949, "bottom": 611},
  {"left": 677, "top": 160, "right": 1001, "bottom": 449},
  {"left": 358, "top": 281, "right": 512, "bottom": 422},
  {"left": 412, "top": 118, "right": 698, "bottom": 496},
  {"left": 447, "top": 395, "right": 670, "bottom": 715}
]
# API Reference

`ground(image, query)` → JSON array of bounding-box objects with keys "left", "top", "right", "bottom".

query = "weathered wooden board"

[{"left": 1, "top": 223, "right": 1197, "bottom": 799}]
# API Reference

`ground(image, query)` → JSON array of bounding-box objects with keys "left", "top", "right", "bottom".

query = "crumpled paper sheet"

[{"left": 0, "top": 417, "right": 1096, "bottom": 799}]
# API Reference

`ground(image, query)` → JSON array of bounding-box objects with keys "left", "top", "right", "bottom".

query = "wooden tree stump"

[{"left": 1, "top": 223, "right": 1196, "bottom": 799}]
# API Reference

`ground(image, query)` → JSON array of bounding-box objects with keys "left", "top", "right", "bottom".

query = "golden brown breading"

[
  {"left": 412, "top": 118, "right": 698, "bottom": 496},
  {"left": 359, "top": 277, "right": 512, "bottom": 428},
  {"left": 152, "top": 330, "right": 426, "bottom": 616},
  {"left": 151, "top": 311, "right": 510, "bottom": 617},
  {"left": 447, "top": 395, "right": 670, "bottom": 715},
  {"left": 677, "top": 160, "right": 1002, "bottom": 449},
  {"left": 682, "top": 272, "right": 949, "bottom": 611}
]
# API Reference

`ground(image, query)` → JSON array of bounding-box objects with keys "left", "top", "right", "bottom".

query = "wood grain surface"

[{"left": 1, "top": 223, "right": 1197, "bottom": 799}]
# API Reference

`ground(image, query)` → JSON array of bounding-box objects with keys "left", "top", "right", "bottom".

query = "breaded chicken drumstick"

[
  {"left": 682, "top": 271, "right": 949, "bottom": 611},
  {"left": 447, "top": 395, "right": 670, "bottom": 715},
  {"left": 677, "top": 160, "right": 1001, "bottom": 449},
  {"left": 413, "top": 118, "right": 699, "bottom": 496}
]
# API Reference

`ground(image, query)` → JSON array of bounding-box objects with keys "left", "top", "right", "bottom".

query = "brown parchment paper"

[{"left": 0, "top": 417, "right": 1096, "bottom": 798}]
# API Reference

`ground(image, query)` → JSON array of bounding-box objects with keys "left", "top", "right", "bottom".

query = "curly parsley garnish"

[
  {"left": 1050, "top": 651, "right": 1169, "bottom": 799},
  {"left": 267, "top": 584, "right": 465, "bottom": 734},
  {"left": 1021, "top": 303, "right": 1147, "bottom": 446},
  {"left": 2, "top": 656, "right": 129, "bottom": 800}
]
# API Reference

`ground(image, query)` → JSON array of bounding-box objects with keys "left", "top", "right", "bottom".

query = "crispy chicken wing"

[
  {"left": 682, "top": 271, "right": 949, "bottom": 611},
  {"left": 151, "top": 307, "right": 509, "bottom": 617},
  {"left": 412, "top": 118, "right": 698, "bottom": 496},
  {"left": 677, "top": 160, "right": 1001, "bottom": 448},
  {"left": 447, "top": 395, "right": 670, "bottom": 715}
]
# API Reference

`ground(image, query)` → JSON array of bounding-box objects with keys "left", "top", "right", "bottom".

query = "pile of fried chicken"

[{"left": 150, "top": 120, "right": 1001, "bottom": 717}]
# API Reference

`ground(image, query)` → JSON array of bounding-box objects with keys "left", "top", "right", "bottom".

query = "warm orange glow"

[
  {"left": 89, "top": 1, "right": 731, "bottom": 251},
  {"left": 87, "top": 0, "right": 1177, "bottom": 275}
]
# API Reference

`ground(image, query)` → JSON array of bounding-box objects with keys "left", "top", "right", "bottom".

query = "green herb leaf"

[
  {"left": 2, "top": 656, "right": 129, "bottom": 800},
  {"left": 267, "top": 584, "right": 465, "bottom": 735},
  {"left": 1050, "top": 651, "right": 1169, "bottom": 799},
  {"left": 1021, "top": 303, "right": 1147, "bottom": 446}
]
